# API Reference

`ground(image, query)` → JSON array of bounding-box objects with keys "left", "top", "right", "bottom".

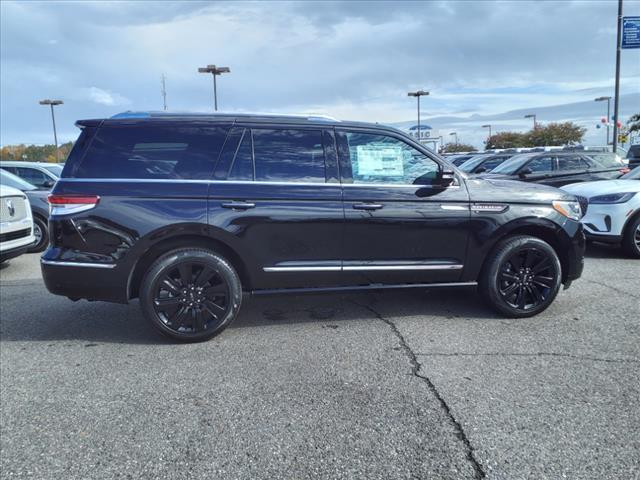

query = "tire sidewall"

[
  {"left": 140, "top": 249, "right": 242, "bottom": 342},
  {"left": 483, "top": 236, "right": 562, "bottom": 318},
  {"left": 622, "top": 215, "right": 640, "bottom": 258},
  {"left": 28, "top": 217, "right": 49, "bottom": 253}
]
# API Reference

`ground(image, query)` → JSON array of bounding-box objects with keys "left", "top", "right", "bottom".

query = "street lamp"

[
  {"left": 39, "top": 99, "right": 63, "bottom": 162},
  {"left": 198, "top": 64, "right": 230, "bottom": 111},
  {"left": 449, "top": 132, "right": 458, "bottom": 145},
  {"left": 595, "top": 96, "right": 612, "bottom": 145},
  {"left": 407, "top": 90, "right": 429, "bottom": 142},
  {"left": 524, "top": 114, "right": 537, "bottom": 130},
  {"left": 482, "top": 124, "right": 492, "bottom": 146}
]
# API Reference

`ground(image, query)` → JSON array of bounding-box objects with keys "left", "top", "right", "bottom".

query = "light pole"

[
  {"left": 524, "top": 114, "right": 537, "bottom": 130},
  {"left": 198, "top": 64, "right": 230, "bottom": 111},
  {"left": 407, "top": 90, "right": 429, "bottom": 142},
  {"left": 39, "top": 99, "right": 63, "bottom": 162},
  {"left": 595, "top": 96, "right": 612, "bottom": 145},
  {"left": 449, "top": 132, "right": 458, "bottom": 145},
  {"left": 482, "top": 124, "right": 492, "bottom": 147},
  {"left": 612, "top": 0, "right": 623, "bottom": 153}
]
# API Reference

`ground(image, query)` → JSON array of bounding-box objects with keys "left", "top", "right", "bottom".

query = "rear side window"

[
  {"left": 584, "top": 152, "right": 624, "bottom": 168},
  {"left": 557, "top": 155, "right": 588, "bottom": 171},
  {"left": 252, "top": 129, "right": 325, "bottom": 182},
  {"left": 73, "top": 125, "right": 228, "bottom": 179}
]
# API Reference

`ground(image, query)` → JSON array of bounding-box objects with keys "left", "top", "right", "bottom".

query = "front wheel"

[
  {"left": 140, "top": 248, "right": 243, "bottom": 342},
  {"left": 479, "top": 235, "right": 562, "bottom": 318},
  {"left": 621, "top": 215, "right": 640, "bottom": 258}
]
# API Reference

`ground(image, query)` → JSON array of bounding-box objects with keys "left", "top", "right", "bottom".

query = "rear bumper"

[{"left": 40, "top": 254, "right": 128, "bottom": 303}]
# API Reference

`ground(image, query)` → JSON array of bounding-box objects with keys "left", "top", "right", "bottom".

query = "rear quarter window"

[
  {"left": 583, "top": 152, "right": 625, "bottom": 168},
  {"left": 72, "top": 125, "right": 229, "bottom": 180}
]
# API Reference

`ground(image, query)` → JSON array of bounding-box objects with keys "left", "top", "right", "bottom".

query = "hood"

[
  {"left": 0, "top": 184, "right": 26, "bottom": 198},
  {"left": 465, "top": 177, "right": 574, "bottom": 204},
  {"left": 561, "top": 179, "right": 640, "bottom": 197}
]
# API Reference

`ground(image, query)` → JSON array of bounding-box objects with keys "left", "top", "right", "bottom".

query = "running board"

[{"left": 249, "top": 281, "right": 477, "bottom": 296}]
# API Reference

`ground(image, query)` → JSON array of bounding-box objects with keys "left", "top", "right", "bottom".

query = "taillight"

[{"left": 48, "top": 194, "right": 100, "bottom": 215}]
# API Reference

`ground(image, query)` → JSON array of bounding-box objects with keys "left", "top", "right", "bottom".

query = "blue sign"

[{"left": 622, "top": 16, "right": 640, "bottom": 49}]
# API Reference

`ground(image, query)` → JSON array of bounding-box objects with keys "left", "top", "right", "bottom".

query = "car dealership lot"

[{"left": 1, "top": 251, "right": 638, "bottom": 479}]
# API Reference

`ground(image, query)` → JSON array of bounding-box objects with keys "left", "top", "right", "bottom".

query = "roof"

[{"left": 76, "top": 110, "right": 399, "bottom": 132}]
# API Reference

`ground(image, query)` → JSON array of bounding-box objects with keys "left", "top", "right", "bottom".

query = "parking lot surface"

[{"left": 1, "top": 248, "right": 638, "bottom": 480}]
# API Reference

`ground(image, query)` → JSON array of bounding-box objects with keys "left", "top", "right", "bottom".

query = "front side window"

[
  {"left": 345, "top": 132, "right": 439, "bottom": 185},
  {"left": 525, "top": 156, "right": 554, "bottom": 173},
  {"left": 16, "top": 167, "right": 48, "bottom": 186},
  {"left": 252, "top": 129, "right": 325, "bottom": 183},
  {"left": 75, "top": 125, "right": 228, "bottom": 179}
]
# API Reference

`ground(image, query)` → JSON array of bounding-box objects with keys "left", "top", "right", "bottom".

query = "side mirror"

[
  {"left": 475, "top": 166, "right": 487, "bottom": 174},
  {"left": 43, "top": 179, "right": 55, "bottom": 188},
  {"left": 439, "top": 169, "right": 456, "bottom": 187},
  {"left": 518, "top": 168, "right": 532, "bottom": 178}
]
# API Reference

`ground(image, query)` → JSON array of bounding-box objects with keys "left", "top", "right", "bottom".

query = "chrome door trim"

[{"left": 264, "top": 264, "right": 463, "bottom": 273}]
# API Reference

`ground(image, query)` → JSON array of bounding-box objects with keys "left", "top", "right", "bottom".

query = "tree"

[
  {"left": 0, "top": 142, "right": 73, "bottom": 162},
  {"left": 628, "top": 113, "right": 640, "bottom": 134},
  {"left": 441, "top": 142, "right": 477, "bottom": 153},
  {"left": 486, "top": 132, "right": 526, "bottom": 149},
  {"left": 525, "top": 122, "right": 585, "bottom": 147}
]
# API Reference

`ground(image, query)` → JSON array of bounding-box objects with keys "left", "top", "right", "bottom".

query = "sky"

[{"left": 1, "top": 0, "right": 639, "bottom": 148}]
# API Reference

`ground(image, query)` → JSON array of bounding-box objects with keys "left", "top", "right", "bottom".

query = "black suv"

[{"left": 42, "top": 112, "right": 585, "bottom": 342}]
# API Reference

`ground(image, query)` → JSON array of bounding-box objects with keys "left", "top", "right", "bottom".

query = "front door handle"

[
  {"left": 221, "top": 201, "right": 256, "bottom": 210},
  {"left": 352, "top": 203, "right": 383, "bottom": 211}
]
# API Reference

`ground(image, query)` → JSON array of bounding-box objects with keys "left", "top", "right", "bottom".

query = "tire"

[
  {"left": 622, "top": 214, "right": 640, "bottom": 258},
  {"left": 28, "top": 216, "right": 49, "bottom": 253},
  {"left": 479, "top": 235, "right": 562, "bottom": 318},
  {"left": 139, "top": 248, "right": 242, "bottom": 342}
]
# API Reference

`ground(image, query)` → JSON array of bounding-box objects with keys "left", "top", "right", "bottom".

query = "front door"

[{"left": 337, "top": 129, "right": 470, "bottom": 285}]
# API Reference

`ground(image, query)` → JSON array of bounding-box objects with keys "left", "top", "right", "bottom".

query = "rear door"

[
  {"left": 545, "top": 154, "right": 591, "bottom": 187},
  {"left": 208, "top": 125, "right": 344, "bottom": 290},
  {"left": 337, "top": 128, "right": 470, "bottom": 285}
]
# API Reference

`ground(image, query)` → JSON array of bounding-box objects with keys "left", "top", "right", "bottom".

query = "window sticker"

[{"left": 355, "top": 144, "right": 404, "bottom": 176}]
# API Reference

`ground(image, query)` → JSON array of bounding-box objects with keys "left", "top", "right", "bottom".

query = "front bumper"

[
  {"left": 560, "top": 220, "right": 585, "bottom": 286},
  {"left": 580, "top": 202, "right": 635, "bottom": 238}
]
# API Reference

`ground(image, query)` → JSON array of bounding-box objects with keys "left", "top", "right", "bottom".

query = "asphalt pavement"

[{"left": 1, "top": 248, "right": 638, "bottom": 480}]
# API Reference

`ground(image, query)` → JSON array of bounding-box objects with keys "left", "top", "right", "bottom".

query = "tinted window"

[
  {"left": 482, "top": 156, "right": 509, "bottom": 171},
  {"left": 228, "top": 129, "right": 254, "bottom": 181},
  {"left": 584, "top": 152, "right": 624, "bottom": 168},
  {"left": 252, "top": 129, "right": 325, "bottom": 183},
  {"left": 525, "top": 156, "right": 554, "bottom": 173},
  {"left": 345, "top": 132, "right": 439, "bottom": 185},
  {"left": 557, "top": 155, "right": 586, "bottom": 171},
  {"left": 74, "top": 125, "right": 228, "bottom": 179},
  {"left": 16, "top": 167, "right": 48, "bottom": 186}
]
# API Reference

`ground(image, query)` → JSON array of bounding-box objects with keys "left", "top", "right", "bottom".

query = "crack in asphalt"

[
  {"left": 415, "top": 351, "right": 639, "bottom": 364},
  {"left": 350, "top": 299, "right": 486, "bottom": 480},
  {"left": 582, "top": 279, "right": 640, "bottom": 299}
]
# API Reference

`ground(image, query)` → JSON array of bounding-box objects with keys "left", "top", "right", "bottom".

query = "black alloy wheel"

[
  {"left": 480, "top": 235, "right": 562, "bottom": 317},
  {"left": 140, "top": 249, "right": 242, "bottom": 341}
]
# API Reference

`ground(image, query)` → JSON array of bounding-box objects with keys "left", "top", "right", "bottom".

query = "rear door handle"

[
  {"left": 221, "top": 201, "right": 256, "bottom": 210},
  {"left": 352, "top": 203, "right": 383, "bottom": 211}
]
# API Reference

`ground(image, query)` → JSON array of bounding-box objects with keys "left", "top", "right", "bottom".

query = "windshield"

[
  {"left": 621, "top": 167, "right": 640, "bottom": 180},
  {"left": 43, "top": 164, "right": 64, "bottom": 176},
  {"left": 0, "top": 168, "right": 37, "bottom": 190},
  {"left": 489, "top": 154, "right": 535, "bottom": 174},
  {"left": 459, "top": 155, "right": 488, "bottom": 172}
]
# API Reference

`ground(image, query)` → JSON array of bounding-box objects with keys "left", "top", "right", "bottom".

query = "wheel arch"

[{"left": 126, "top": 231, "right": 252, "bottom": 300}]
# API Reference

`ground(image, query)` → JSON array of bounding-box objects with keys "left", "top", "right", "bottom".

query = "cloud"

[
  {"left": 82, "top": 87, "right": 130, "bottom": 107},
  {"left": 1, "top": 0, "right": 638, "bottom": 145}
]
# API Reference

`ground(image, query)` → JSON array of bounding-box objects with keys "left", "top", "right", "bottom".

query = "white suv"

[{"left": 0, "top": 184, "right": 35, "bottom": 263}]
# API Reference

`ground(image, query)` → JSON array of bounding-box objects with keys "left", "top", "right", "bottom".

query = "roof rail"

[{"left": 110, "top": 111, "right": 341, "bottom": 122}]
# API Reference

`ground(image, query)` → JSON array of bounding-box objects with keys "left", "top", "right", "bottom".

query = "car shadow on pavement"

[
  {"left": 584, "top": 242, "right": 631, "bottom": 259},
  {"left": 0, "top": 283, "right": 500, "bottom": 344}
]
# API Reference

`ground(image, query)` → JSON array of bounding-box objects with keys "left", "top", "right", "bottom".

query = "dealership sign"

[{"left": 622, "top": 16, "right": 640, "bottom": 49}]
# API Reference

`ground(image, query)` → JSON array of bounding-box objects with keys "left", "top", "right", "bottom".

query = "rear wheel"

[
  {"left": 621, "top": 215, "right": 640, "bottom": 258},
  {"left": 28, "top": 216, "right": 49, "bottom": 253},
  {"left": 480, "top": 235, "right": 562, "bottom": 317},
  {"left": 140, "top": 248, "right": 242, "bottom": 342}
]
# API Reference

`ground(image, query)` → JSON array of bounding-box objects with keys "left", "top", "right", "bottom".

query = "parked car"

[
  {"left": 626, "top": 144, "right": 640, "bottom": 170},
  {"left": 0, "top": 184, "right": 35, "bottom": 263},
  {"left": 458, "top": 153, "right": 518, "bottom": 174},
  {"left": 0, "top": 161, "right": 62, "bottom": 189},
  {"left": 562, "top": 167, "right": 640, "bottom": 257},
  {"left": 0, "top": 169, "right": 50, "bottom": 252},
  {"left": 480, "top": 151, "right": 629, "bottom": 187},
  {"left": 41, "top": 111, "right": 585, "bottom": 342},
  {"left": 445, "top": 153, "right": 480, "bottom": 167}
]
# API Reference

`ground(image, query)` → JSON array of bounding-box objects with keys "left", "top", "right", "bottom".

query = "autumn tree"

[
  {"left": 486, "top": 132, "right": 526, "bottom": 149},
  {"left": 526, "top": 122, "right": 586, "bottom": 147},
  {"left": 441, "top": 142, "right": 477, "bottom": 153}
]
